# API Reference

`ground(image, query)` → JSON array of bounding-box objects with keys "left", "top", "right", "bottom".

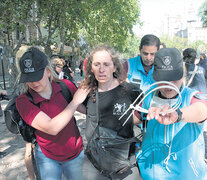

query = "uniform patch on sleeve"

[{"left": 194, "top": 93, "right": 207, "bottom": 101}]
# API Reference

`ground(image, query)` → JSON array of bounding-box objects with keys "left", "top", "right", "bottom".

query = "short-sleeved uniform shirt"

[{"left": 16, "top": 79, "right": 83, "bottom": 161}]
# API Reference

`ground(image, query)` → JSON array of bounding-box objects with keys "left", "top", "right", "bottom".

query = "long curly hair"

[
  {"left": 82, "top": 44, "right": 126, "bottom": 88},
  {"left": 81, "top": 44, "right": 126, "bottom": 102}
]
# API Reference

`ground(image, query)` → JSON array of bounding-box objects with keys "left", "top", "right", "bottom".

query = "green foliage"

[
  {"left": 160, "top": 35, "right": 207, "bottom": 54},
  {"left": 81, "top": 0, "right": 141, "bottom": 52},
  {"left": 0, "top": 0, "right": 141, "bottom": 54},
  {"left": 24, "top": 0, "right": 141, "bottom": 56},
  {"left": 0, "top": 0, "right": 33, "bottom": 87},
  {"left": 199, "top": 1, "right": 207, "bottom": 27},
  {"left": 0, "top": 0, "right": 32, "bottom": 39},
  {"left": 0, "top": 0, "right": 142, "bottom": 88},
  {"left": 160, "top": 36, "right": 188, "bottom": 51},
  {"left": 122, "top": 35, "right": 141, "bottom": 58}
]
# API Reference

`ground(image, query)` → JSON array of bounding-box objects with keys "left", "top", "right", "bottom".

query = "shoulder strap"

[
  {"left": 25, "top": 91, "right": 34, "bottom": 103},
  {"left": 25, "top": 91, "right": 40, "bottom": 108},
  {"left": 186, "top": 65, "right": 198, "bottom": 87},
  {"left": 58, "top": 81, "right": 72, "bottom": 103},
  {"left": 96, "top": 90, "right": 99, "bottom": 124},
  {"left": 87, "top": 90, "right": 99, "bottom": 144}
]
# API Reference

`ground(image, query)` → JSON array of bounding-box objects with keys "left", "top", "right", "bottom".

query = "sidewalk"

[
  {"left": 0, "top": 72, "right": 86, "bottom": 179},
  {"left": 0, "top": 101, "right": 30, "bottom": 179}
]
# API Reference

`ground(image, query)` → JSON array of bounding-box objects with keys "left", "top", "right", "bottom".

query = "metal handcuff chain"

[{"left": 120, "top": 81, "right": 182, "bottom": 126}]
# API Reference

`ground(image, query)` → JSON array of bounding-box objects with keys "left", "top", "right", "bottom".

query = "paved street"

[{"left": 0, "top": 72, "right": 86, "bottom": 180}]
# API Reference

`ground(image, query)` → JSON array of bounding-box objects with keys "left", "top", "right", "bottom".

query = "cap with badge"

[
  {"left": 153, "top": 48, "right": 183, "bottom": 81},
  {"left": 19, "top": 47, "right": 49, "bottom": 83}
]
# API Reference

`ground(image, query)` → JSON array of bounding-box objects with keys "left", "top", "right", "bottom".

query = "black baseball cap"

[
  {"left": 153, "top": 48, "right": 183, "bottom": 81},
  {"left": 183, "top": 48, "right": 197, "bottom": 60},
  {"left": 19, "top": 47, "right": 48, "bottom": 83}
]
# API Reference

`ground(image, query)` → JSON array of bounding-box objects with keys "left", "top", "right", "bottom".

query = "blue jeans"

[{"left": 35, "top": 144, "right": 84, "bottom": 180}]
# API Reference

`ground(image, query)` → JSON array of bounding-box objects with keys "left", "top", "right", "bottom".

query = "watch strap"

[{"left": 175, "top": 108, "right": 183, "bottom": 123}]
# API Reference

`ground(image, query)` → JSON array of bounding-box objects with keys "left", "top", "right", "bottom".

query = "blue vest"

[
  {"left": 127, "top": 56, "right": 155, "bottom": 92},
  {"left": 137, "top": 87, "right": 207, "bottom": 180}
]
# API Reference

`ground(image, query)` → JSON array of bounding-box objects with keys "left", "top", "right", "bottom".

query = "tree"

[
  {"left": 81, "top": 0, "right": 140, "bottom": 53},
  {"left": 0, "top": 0, "right": 142, "bottom": 88},
  {"left": 122, "top": 35, "right": 140, "bottom": 58},
  {"left": 0, "top": 0, "right": 33, "bottom": 88},
  {"left": 199, "top": 1, "right": 207, "bottom": 27}
]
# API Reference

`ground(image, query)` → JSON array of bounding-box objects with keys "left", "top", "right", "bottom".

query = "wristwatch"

[{"left": 175, "top": 109, "right": 183, "bottom": 123}]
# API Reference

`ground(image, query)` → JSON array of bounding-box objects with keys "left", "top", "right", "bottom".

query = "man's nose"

[{"left": 146, "top": 54, "right": 153, "bottom": 60}]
